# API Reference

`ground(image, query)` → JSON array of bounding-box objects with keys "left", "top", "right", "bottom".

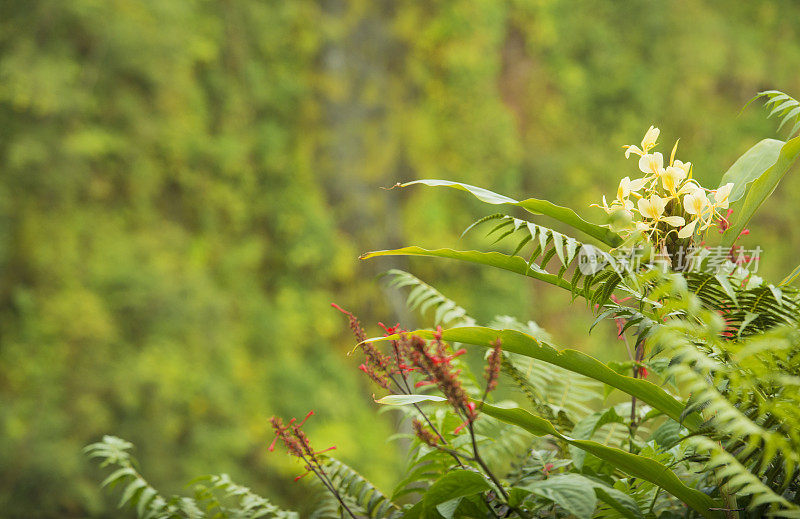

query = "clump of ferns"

[
  {"left": 650, "top": 283, "right": 800, "bottom": 512},
  {"left": 85, "top": 435, "right": 297, "bottom": 519}
]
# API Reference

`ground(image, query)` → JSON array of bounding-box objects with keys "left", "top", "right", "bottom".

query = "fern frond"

[
  {"left": 685, "top": 269, "right": 800, "bottom": 337},
  {"left": 487, "top": 314, "right": 602, "bottom": 426},
  {"left": 463, "top": 213, "right": 626, "bottom": 306},
  {"left": 389, "top": 410, "right": 468, "bottom": 501},
  {"left": 320, "top": 458, "right": 402, "bottom": 519},
  {"left": 86, "top": 436, "right": 297, "bottom": 519},
  {"left": 383, "top": 269, "right": 476, "bottom": 327},
  {"left": 653, "top": 312, "right": 800, "bottom": 515},
  {"left": 503, "top": 355, "right": 603, "bottom": 427},
  {"left": 688, "top": 436, "right": 797, "bottom": 512},
  {"left": 749, "top": 90, "right": 800, "bottom": 137}
]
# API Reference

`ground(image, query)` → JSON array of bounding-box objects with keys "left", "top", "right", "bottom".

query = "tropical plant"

[
  {"left": 91, "top": 92, "right": 800, "bottom": 518},
  {"left": 340, "top": 92, "right": 800, "bottom": 517}
]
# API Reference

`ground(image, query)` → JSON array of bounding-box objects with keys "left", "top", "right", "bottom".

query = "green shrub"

[{"left": 90, "top": 93, "right": 800, "bottom": 518}]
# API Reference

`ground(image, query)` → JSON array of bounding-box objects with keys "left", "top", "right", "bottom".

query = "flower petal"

[
  {"left": 677, "top": 219, "right": 698, "bottom": 239},
  {"left": 678, "top": 180, "right": 701, "bottom": 195},
  {"left": 639, "top": 152, "right": 664, "bottom": 175},
  {"left": 637, "top": 197, "right": 652, "bottom": 217},
  {"left": 662, "top": 216, "right": 686, "bottom": 227},
  {"left": 624, "top": 145, "right": 643, "bottom": 159},
  {"left": 641, "top": 126, "right": 660, "bottom": 150},
  {"left": 713, "top": 182, "right": 734, "bottom": 209},
  {"left": 628, "top": 177, "right": 648, "bottom": 192}
]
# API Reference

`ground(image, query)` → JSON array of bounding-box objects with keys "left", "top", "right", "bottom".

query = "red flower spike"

[
  {"left": 484, "top": 339, "right": 502, "bottom": 394},
  {"left": 331, "top": 303, "right": 368, "bottom": 343},
  {"left": 412, "top": 419, "right": 439, "bottom": 447},
  {"left": 406, "top": 334, "right": 476, "bottom": 421},
  {"left": 359, "top": 362, "right": 391, "bottom": 389},
  {"left": 315, "top": 446, "right": 337, "bottom": 455},
  {"left": 298, "top": 410, "right": 314, "bottom": 427},
  {"left": 378, "top": 322, "right": 402, "bottom": 335}
]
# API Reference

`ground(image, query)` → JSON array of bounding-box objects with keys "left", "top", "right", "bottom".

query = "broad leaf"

[
  {"left": 569, "top": 406, "right": 627, "bottom": 469},
  {"left": 480, "top": 404, "right": 722, "bottom": 519},
  {"left": 651, "top": 419, "right": 683, "bottom": 450},
  {"left": 402, "top": 179, "right": 622, "bottom": 247},
  {"left": 721, "top": 135, "right": 800, "bottom": 247},
  {"left": 718, "top": 138, "right": 783, "bottom": 203},
  {"left": 526, "top": 474, "right": 597, "bottom": 519},
  {"left": 422, "top": 470, "right": 491, "bottom": 513},
  {"left": 594, "top": 485, "right": 643, "bottom": 519}
]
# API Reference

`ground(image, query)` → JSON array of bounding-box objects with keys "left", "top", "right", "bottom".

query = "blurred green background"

[{"left": 2, "top": 1, "right": 800, "bottom": 517}]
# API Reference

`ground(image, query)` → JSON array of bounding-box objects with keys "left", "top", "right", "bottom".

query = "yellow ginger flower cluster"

[{"left": 597, "top": 126, "right": 734, "bottom": 243}]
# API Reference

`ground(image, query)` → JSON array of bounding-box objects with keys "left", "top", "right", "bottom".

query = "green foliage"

[
  {"left": 421, "top": 470, "right": 492, "bottom": 517},
  {"left": 2, "top": 1, "right": 402, "bottom": 515},
  {"left": 383, "top": 269, "right": 475, "bottom": 328},
  {"left": 378, "top": 326, "right": 700, "bottom": 430},
  {"left": 403, "top": 180, "right": 622, "bottom": 247},
  {"left": 720, "top": 133, "right": 800, "bottom": 247},
  {"left": 342, "top": 96, "right": 800, "bottom": 517},
  {"left": 719, "top": 139, "right": 783, "bottom": 203},
  {"left": 8, "top": 1, "right": 800, "bottom": 517},
  {"left": 654, "top": 316, "right": 800, "bottom": 511},
  {"left": 85, "top": 436, "right": 297, "bottom": 519},
  {"left": 748, "top": 91, "right": 800, "bottom": 137},
  {"left": 311, "top": 459, "right": 402, "bottom": 519},
  {"left": 480, "top": 403, "right": 718, "bottom": 518}
]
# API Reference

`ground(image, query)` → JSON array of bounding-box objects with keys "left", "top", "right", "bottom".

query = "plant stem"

[
  {"left": 301, "top": 456, "right": 359, "bottom": 519},
  {"left": 467, "top": 420, "right": 508, "bottom": 501},
  {"left": 467, "top": 418, "right": 534, "bottom": 519}
]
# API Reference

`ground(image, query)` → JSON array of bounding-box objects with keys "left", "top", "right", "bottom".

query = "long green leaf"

[
  {"left": 374, "top": 394, "right": 446, "bottom": 406},
  {"left": 721, "top": 135, "right": 800, "bottom": 247},
  {"left": 780, "top": 263, "right": 800, "bottom": 286},
  {"left": 525, "top": 474, "right": 597, "bottom": 519},
  {"left": 718, "top": 138, "right": 783, "bottom": 203},
  {"left": 480, "top": 404, "right": 722, "bottom": 519},
  {"left": 422, "top": 471, "right": 490, "bottom": 514},
  {"left": 361, "top": 247, "right": 577, "bottom": 293},
  {"left": 401, "top": 180, "right": 622, "bottom": 247},
  {"left": 375, "top": 326, "right": 702, "bottom": 431}
]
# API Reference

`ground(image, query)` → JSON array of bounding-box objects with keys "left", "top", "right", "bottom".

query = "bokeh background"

[{"left": 3, "top": 1, "right": 800, "bottom": 517}]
